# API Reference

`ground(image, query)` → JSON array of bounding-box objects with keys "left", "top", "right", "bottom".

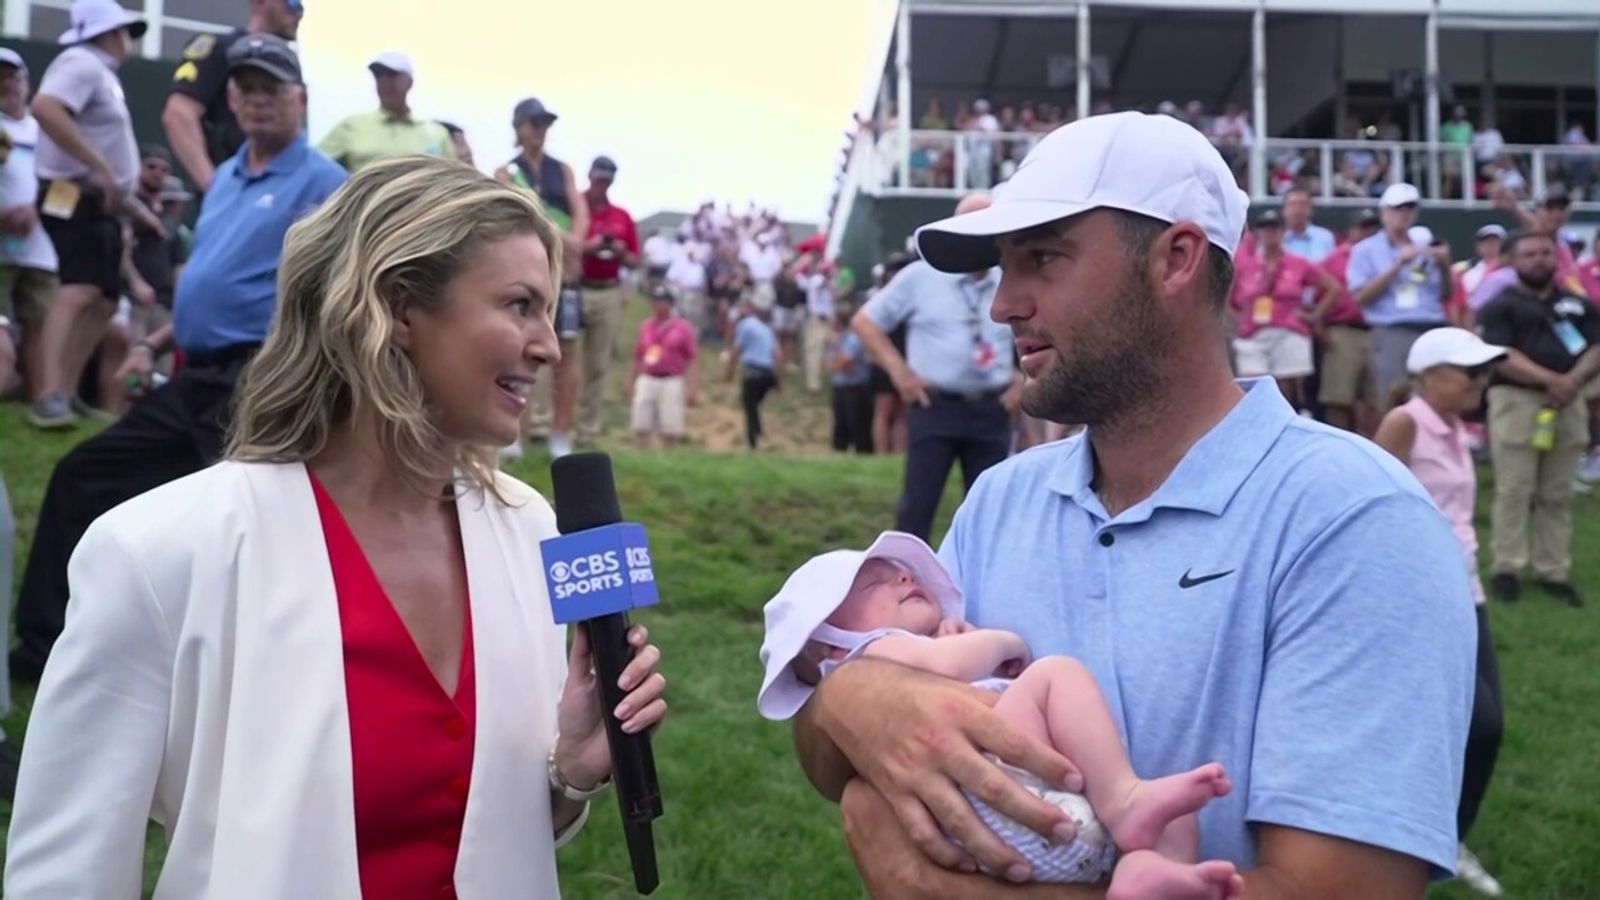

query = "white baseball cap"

[
  {"left": 58, "top": 0, "right": 146, "bottom": 45},
  {"left": 914, "top": 111, "right": 1250, "bottom": 273},
  {"left": 368, "top": 50, "right": 414, "bottom": 77},
  {"left": 1380, "top": 182, "right": 1422, "bottom": 208},
  {"left": 0, "top": 48, "right": 26, "bottom": 72},
  {"left": 1475, "top": 224, "right": 1508, "bottom": 240},
  {"left": 1406, "top": 327, "right": 1507, "bottom": 374},
  {"left": 757, "top": 532, "right": 963, "bottom": 721}
]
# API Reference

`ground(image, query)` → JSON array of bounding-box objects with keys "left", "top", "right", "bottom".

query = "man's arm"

[
  {"left": 791, "top": 657, "right": 1080, "bottom": 876},
  {"left": 1571, "top": 344, "right": 1600, "bottom": 386},
  {"left": 563, "top": 163, "right": 589, "bottom": 261},
  {"left": 1493, "top": 348, "right": 1563, "bottom": 390},
  {"left": 317, "top": 118, "right": 353, "bottom": 171},
  {"left": 1352, "top": 253, "right": 1410, "bottom": 306},
  {"left": 852, "top": 309, "right": 928, "bottom": 406},
  {"left": 161, "top": 95, "right": 215, "bottom": 193},
  {"left": 845, "top": 786, "right": 1431, "bottom": 900},
  {"left": 31, "top": 95, "right": 118, "bottom": 204},
  {"left": 620, "top": 215, "right": 642, "bottom": 269}
]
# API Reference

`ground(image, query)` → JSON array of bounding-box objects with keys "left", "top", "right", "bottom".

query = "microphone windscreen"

[{"left": 551, "top": 453, "right": 623, "bottom": 534}]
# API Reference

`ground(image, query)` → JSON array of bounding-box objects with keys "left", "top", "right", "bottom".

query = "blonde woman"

[
  {"left": 1372, "top": 327, "right": 1506, "bottom": 897},
  {"left": 6, "top": 156, "right": 668, "bottom": 898}
]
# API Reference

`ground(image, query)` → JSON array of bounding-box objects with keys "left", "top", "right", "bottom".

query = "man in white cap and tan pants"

[
  {"left": 317, "top": 51, "right": 456, "bottom": 173},
  {"left": 788, "top": 112, "right": 1473, "bottom": 897},
  {"left": 1346, "top": 182, "right": 1454, "bottom": 411}
]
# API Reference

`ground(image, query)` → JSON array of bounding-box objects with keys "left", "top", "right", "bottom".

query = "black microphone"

[{"left": 544, "top": 453, "right": 663, "bottom": 894}]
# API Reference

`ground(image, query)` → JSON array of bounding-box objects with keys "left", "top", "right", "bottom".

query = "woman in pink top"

[{"left": 1373, "top": 327, "right": 1507, "bottom": 898}]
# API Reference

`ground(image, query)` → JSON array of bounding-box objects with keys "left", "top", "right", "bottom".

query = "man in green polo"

[{"left": 318, "top": 51, "right": 455, "bottom": 172}]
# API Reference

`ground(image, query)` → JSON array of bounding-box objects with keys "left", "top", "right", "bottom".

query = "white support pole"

[
  {"left": 142, "top": 0, "right": 163, "bottom": 59},
  {"left": 1424, "top": 1, "right": 1441, "bottom": 200},
  {"left": 896, "top": 0, "right": 912, "bottom": 192},
  {"left": 1076, "top": 2, "right": 1091, "bottom": 118},
  {"left": 1250, "top": 4, "right": 1267, "bottom": 199},
  {"left": 3, "top": 0, "right": 29, "bottom": 38}
]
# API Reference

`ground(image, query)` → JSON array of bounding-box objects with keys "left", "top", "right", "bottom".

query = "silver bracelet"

[{"left": 547, "top": 742, "right": 612, "bottom": 802}]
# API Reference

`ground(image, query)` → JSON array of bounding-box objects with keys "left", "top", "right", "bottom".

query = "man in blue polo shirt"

[
  {"left": 11, "top": 34, "right": 345, "bottom": 681},
  {"left": 792, "top": 113, "right": 1473, "bottom": 898},
  {"left": 1347, "top": 183, "right": 1454, "bottom": 412}
]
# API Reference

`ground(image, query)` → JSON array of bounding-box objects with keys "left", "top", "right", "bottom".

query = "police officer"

[
  {"left": 851, "top": 192, "right": 1021, "bottom": 541},
  {"left": 162, "top": 0, "right": 303, "bottom": 193}
]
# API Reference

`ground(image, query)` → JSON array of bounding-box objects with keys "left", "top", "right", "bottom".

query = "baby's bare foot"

[
  {"left": 1108, "top": 850, "right": 1244, "bottom": 900},
  {"left": 1107, "top": 763, "right": 1231, "bottom": 852}
]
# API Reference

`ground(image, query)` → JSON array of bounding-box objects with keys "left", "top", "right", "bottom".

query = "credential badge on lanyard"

[{"left": 964, "top": 278, "right": 996, "bottom": 373}]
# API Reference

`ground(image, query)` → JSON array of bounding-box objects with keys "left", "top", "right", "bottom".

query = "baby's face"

[{"left": 828, "top": 558, "right": 942, "bottom": 636}]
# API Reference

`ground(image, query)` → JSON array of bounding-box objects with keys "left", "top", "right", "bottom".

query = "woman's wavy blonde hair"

[{"left": 227, "top": 155, "right": 563, "bottom": 499}]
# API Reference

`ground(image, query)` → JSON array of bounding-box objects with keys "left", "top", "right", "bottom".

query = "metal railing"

[{"left": 863, "top": 130, "right": 1600, "bottom": 210}]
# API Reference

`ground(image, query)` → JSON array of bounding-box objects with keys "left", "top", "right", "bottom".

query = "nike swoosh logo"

[{"left": 1179, "top": 569, "right": 1236, "bottom": 589}]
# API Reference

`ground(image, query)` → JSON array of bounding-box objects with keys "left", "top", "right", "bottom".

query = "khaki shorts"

[
  {"left": 0, "top": 265, "right": 57, "bottom": 323},
  {"left": 630, "top": 374, "right": 687, "bottom": 436},
  {"left": 1584, "top": 377, "right": 1600, "bottom": 403},
  {"left": 1233, "top": 327, "right": 1314, "bottom": 379},
  {"left": 1319, "top": 325, "right": 1373, "bottom": 407}
]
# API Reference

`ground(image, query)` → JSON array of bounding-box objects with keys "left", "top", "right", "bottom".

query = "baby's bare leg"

[{"left": 994, "top": 656, "right": 1231, "bottom": 852}]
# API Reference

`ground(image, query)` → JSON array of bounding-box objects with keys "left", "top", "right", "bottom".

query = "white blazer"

[{"left": 5, "top": 461, "right": 579, "bottom": 899}]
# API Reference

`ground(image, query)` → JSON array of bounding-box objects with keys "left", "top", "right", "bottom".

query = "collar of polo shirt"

[{"left": 1045, "top": 378, "right": 1294, "bottom": 519}]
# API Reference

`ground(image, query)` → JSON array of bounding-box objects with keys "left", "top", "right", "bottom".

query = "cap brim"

[
  {"left": 1412, "top": 343, "right": 1508, "bottom": 373},
  {"left": 915, "top": 200, "right": 1093, "bottom": 274},
  {"left": 230, "top": 59, "right": 298, "bottom": 84},
  {"left": 60, "top": 14, "right": 147, "bottom": 44}
]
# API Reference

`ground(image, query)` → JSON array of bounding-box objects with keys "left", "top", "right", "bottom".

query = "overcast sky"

[{"left": 297, "top": 0, "right": 892, "bottom": 223}]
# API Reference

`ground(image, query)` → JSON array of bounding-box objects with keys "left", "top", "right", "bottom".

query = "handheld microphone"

[{"left": 543, "top": 453, "right": 663, "bottom": 895}]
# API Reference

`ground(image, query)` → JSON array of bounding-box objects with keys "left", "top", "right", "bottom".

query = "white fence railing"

[{"left": 863, "top": 129, "right": 1600, "bottom": 210}]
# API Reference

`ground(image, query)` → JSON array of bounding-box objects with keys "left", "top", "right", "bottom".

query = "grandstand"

[{"left": 829, "top": 0, "right": 1600, "bottom": 276}]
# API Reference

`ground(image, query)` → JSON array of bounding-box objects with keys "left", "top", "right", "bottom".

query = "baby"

[{"left": 758, "top": 531, "right": 1243, "bottom": 899}]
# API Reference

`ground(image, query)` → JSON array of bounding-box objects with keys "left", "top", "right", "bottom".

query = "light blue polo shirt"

[
  {"left": 734, "top": 314, "right": 778, "bottom": 371},
  {"left": 174, "top": 135, "right": 348, "bottom": 353},
  {"left": 1346, "top": 231, "right": 1450, "bottom": 327},
  {"left": 938, "top": 379, "right": 1473, "bottom": 878},
  {"left": 862, "top": 260, "right": 1013, "bottom": 394},
  {"left": 1282, "top": 223, "right": 1336, "bottom": 263}
]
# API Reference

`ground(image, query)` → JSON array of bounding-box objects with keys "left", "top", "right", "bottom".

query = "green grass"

[{"left": 3, "top": 397, "right": 1600, "bottom": 897}]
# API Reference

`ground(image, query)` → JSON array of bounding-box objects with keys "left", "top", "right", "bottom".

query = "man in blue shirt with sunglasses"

[{"left": 162, "top": 0, "right": 304, "bottom": 193}]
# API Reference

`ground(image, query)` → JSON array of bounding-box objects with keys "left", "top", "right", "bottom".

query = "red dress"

[{"left": 311, "top": 471, "right": 476, "bottom": 900}]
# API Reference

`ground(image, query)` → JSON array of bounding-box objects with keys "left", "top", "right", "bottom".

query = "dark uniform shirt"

[
  {"left": 168, "top": 30, "right": 248, "bottom": 167},
  {"left": 1476, "top": 282, "right": 1600, "bottom": 387}
]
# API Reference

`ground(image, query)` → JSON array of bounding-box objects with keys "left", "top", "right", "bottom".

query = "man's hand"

[
  {"left": 130, "top": 279, "right": 157, "bottom": 307},
  {"left": 89, "top": 165, "right": 122, "bottom": 215},
  {"left": 116, "top": 344, "right": 156, "bottom": 393},
  {"left": 1545, "top": 373, "right": 1580, "bottom": 408},
  {"left": 811, "top": 659, "right": 1082, "bottom": 878},
  {"left": 893, "top": 369, "right": 933, "bottom": 408},
  {"left": 1, "top": 204, "right": 37, "bottom": 236},
  {"left": 1396, "top": 243, "right": 1420, "bottom": 266},
  {"left": 1428, "top": 244, "right": 1452, "bottom": 269}
]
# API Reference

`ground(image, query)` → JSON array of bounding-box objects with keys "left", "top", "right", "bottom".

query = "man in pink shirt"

[
  {"left": 1231, "top": 209, "right": 1340, "bottom": 409},
  {"left": 1312, "top": 208, "right": 1381, "bottom": 433},
  {"left": 626, "top": 285, "right": 699, "bottom": 448},
  {"left": 1471, "top": 191, "right": 1600, "bottom": 310}
]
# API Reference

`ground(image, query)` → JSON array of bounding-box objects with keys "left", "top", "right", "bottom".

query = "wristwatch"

[{"left": 547, "top": 743, "right": 611, "bottom": 802}]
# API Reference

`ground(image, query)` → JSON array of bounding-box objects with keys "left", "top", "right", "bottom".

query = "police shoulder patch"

[
  {"left": 173, "top": 61, "right": 199, "bottom": 83},
  {"left": 182, "top": 33, "right": 217, "bottom": 60}
]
